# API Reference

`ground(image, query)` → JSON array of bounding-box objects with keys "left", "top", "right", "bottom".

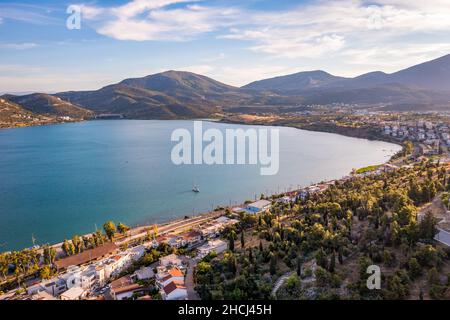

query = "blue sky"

[{"left": 0, "top": 0, "right": 449, "bottom": 92}]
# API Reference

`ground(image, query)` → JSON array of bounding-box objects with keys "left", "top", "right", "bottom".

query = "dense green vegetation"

[{"left": 195, "top": 159, "right": 450, "bottom": 300}]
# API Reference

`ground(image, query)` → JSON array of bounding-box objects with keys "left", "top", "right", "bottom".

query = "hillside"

[
  {"left": 6, "top": 93, "right": 93, "bottom": 119},
  {"left": 242, "top": 54, "right": 450, "bottom": 107},
  {"left": 243, "top": 70, "right": 346, "bottom": 92},
  {"left": 57, "top": 71, "right": 253, "bottom": 119},
  {"left": 0, "top": 97, "right": 57, "bottom": 128}
]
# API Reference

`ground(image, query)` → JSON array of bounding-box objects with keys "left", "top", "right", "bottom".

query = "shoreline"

[{"left": 0, "top": 118, "right": 403, "bottom": 254}]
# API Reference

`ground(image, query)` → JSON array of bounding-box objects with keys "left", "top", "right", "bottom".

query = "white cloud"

[
  {"left": 79, "top": 1, "right": 240, "bottom": 41},
  {"left": 221, "top": 0, "right": 450, "bottom": 60},
  {"left": 78, "top": 0, "right": 450, "bottom": 69},
  {"left": 0, "top": 42, "right": 38, "bottom": 50}
]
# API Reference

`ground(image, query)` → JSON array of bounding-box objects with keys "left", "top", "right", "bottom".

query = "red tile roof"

[
  {"left": 110, "top": 275, "right": 143, "bottom": 295},
  {"left": 168, "top": 268, "right": 184, "bottom": 278},
  {"left": 163, "top": 281, "right": 186, "bottom": 295}
]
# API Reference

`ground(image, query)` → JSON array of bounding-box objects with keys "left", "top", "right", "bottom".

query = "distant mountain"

[
  {"left": 7, "top": 54, "right": 450, "bottom": 120},
  {"left": 243, "top": 70, "right": 346, "bottom": 92},
  {"left": 242, "top": 54, "right": 450, "bottom": 107},
  {"left": 389, "top": 54, "right": 450, "bottom": 91},
  {"left": 56, "top": 71, "right": 255, "bottom": 119},
  {"left": 245, "top": 55, "right": 450, "bottom": 93},
  {"left": 5, "top": 93, "right": 93, "bottom": 119},
  {"left": 119, "top": 70, "right": 237, "bottom": 97}
]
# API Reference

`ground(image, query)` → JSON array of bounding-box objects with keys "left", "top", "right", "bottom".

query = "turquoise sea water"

[{"left": 0, "top": 120, "right": 401, "bottom": 251}]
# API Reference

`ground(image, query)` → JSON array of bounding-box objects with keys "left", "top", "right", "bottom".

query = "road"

[
  {"left": 185, "top": 258, "right": 200, "bottom": 300},
  {"left": 114, "top": 211, "right": 224, "bottom": 246},
  {"left": 271, "top": 271, "right": 295, "bottom": 297}
]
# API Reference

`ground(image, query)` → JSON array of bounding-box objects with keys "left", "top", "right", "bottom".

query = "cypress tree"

[{"left": 229, "top": 234, "right": 235, "bottom": 252}]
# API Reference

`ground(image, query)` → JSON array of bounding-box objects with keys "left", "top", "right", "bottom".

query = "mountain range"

[{"left": 2, "top": 54, "right": 450, "bottom": 121}]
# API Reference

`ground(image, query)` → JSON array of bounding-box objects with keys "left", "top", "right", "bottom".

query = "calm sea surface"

[{"left": 0, "top": 120, "right": 401, "bottom": 251}]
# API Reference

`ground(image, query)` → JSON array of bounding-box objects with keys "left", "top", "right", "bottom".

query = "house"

[
  {"left": 200, "top": 217, "right": 239, "bottom": 238},
  {"left": 27, "top": 281, "right": 49, "bottom": 296},
  {"left": 159, "top": 254, "right": 183, "bottom": 267},
  {"left": 31, "top": 291, "right": 57, "bottom": 301},
  {"left": 156, "top": 267, "right": 185, "bottom": 288},
  {"left": 197, "top": 239, "right": 228, "bottom": 258},
  {"left": 60, "top": 287, "right": 86, "bottom": 300},
  {"left": 214, "top": 216, "right": 239, "bottom": 228},
  {"left": 133, "top": 266, "right": 155, "bottom": 281},
  {"left": 279, "top": 196, "right": 292, "bottom": 204},
  {"left": 180, "top": 230, "right": 203, "bottom": 248},
  {"left": 38, "top": 277, "right": 68, "bottom": 297},
  {"left": 161, "top": 281, "right": 187, "bottom": 300},
  {"left": 245, "top": 200, "right": 272, "bottom": 214},
  {"left": 94, "top": 264, "right": 107, "bottom": 286},
  {"left": 110, "top": 275, "right": 144, "bottom": 300},
  {"left": 232, "top": 207, "right": 246, "bottom": 214},
  {"left": 128, "top": 245, "right": 147, "bottom": 261},
  {"left": 60, "top": 265, "right": 98, "bottom": 290},
  {"left": 156, "top": 235, "right": 183, "bottom": 248},
  {"left": 297, "top": 190, "right": 309, "bottom": 200}
]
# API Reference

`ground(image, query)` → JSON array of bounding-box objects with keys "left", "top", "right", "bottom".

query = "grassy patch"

[{"left": 354, "top": 165, "right": 381, "bottom": 174}]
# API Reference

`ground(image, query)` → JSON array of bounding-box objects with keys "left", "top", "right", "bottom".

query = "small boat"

[{"left": 192, "top": 185, "right": 200, "bottom": 193}]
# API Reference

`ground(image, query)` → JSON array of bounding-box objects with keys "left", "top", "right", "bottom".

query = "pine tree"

[
  {"left": 329, "top": 252, "right": 336, "bottom": 273},
  {"left": 270, "top": 254, "right": 277, "bottom": 275},
  {"left": 338, "top": 247, "right": 344, "bottom": 265},
  {"left": 240, "top": 231, "right": 245, "bottom": 249},
  {"left": 296, "top": 257, "right": 303, "bottom": 276},
  {"left": 229, "top": 234, "right": 235, "bottom": 252},
  {"left": 248, "top": 248, "right": 253, "bottom": 263}
]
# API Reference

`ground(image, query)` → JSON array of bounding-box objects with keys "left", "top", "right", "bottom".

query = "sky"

[{"left": 0, "top": 0, "right": 449, "bottom": 92}]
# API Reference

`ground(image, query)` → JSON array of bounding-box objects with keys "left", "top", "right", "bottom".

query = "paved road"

[
  {"left": 185, "top": 259, "right": 200, "bottom": 300},
  {"left": 115, "top": 211, "right": 224, "bottom": 246},
  {"left": 271, "top": 271, "right": 295, "bottom": 297}
]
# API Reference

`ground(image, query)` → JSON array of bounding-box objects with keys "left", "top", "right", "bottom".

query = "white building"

[
  {"left": 60, "top": 287, "right": 86, "bottom": 300},
  {"left": 156, "top": 267, "right": 185, "bottom": 288},
  {"left": 245, "top": 200, "right": 272, "bottom": 214},
  {"left": 161, "top": 281, "right": 187, "bottom": 300},
  {"left": 197, "top": 239, "right": 228, "bottom": 259},
  {"left": 133, "top": 266, "right": 155, "bottom": 281},
  {"left": 110, "top": 275, "right": 144, "bottom": 300},
  {"left": 159, "top": 254, "right": 183, "bottom": 267}
]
